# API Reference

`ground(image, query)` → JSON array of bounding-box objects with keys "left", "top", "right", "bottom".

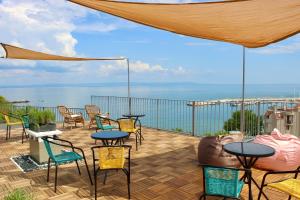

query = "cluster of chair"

[
  {"left": 42, "top": 136, "right": 131, "bottom": 199},
  {"left": 200, "top": 165, "right": 300, "bottom": 200},
  {"left": 58, "top": 105, "right": 142, "bottom": 150}
]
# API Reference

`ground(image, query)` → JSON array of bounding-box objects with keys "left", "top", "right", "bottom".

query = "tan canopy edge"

[
  {"left": 68, "top": 0, "right": 300, "bottom": 48},
  {"left": 0, "top": 43, "right": 124, "bottom": 61}
]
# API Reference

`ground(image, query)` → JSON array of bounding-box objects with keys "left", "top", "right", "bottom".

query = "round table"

[
  {"left": 224, "top": 142, "right": 275, "bottom": 200},
  {"left": 91, "top": 131, "right": 129, "bottom": 146}
]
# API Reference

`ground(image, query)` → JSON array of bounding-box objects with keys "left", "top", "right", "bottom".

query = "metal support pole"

[
  {"left": 192, "top": 101, "right": 196, "bottom": 136},
  {"left": 240, "top": 46, "right": 246, "bottom": 133},
  {"left": 257, "top": 101, "right": 261, "bottom": 134},
  {"left": 126, "top": 58, "right": 132, "bottom": 114}
]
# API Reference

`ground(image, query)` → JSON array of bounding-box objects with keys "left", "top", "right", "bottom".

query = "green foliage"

[
  {"left": 4, "top": 189, "right": 33, "bottom": 200},
  {"left": 0, "top": 96, "right": 8, "bottom": 104},
  {"left": 172, "top": 128, "right": 183, "bottom": 132},
  {"left": 28, "top": 108, "right": 55, "bottom": 126},
  {"left": 202, "top": 130, "right": 229, "bottom": 137},
  {"left": 223, "top": 110, "right": 263, "bottom": 135}
]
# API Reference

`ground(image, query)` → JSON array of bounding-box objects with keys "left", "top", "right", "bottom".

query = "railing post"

[
  {"left": 257, "top": 101, "right": 261, "bottom": 135},
  {"left": 107, "top": 96, "right": 110, "bottom": 113},
  {"left": 156, "top": 99, "right": 159, "bottom": 129},
  {"left": 192, "top": 101, "right": 195, "bottom": 136}
]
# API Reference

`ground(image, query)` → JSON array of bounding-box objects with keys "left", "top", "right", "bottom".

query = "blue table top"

[{"left": 91, "top": 131, "right": 129, "bottom": 140}]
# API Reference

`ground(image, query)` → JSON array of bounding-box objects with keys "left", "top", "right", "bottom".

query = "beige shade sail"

[
  {"left": 68, "top": 0, "right": 300, "bottom": 48},
  {"left": 0, "top": 43, "right": 124, "bottom": 61}
]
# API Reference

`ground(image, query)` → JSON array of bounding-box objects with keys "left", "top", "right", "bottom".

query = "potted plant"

[{"left": 28, "top": 108, "right": 56, "bottom": 132}]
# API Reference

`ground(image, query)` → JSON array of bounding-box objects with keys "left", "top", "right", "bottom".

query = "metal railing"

[
  {"left": 91, "top": 96, "right": 299, "bottom": 136},
  {"left": 1, "top": 96, "right": 299, "bottom": 137}
]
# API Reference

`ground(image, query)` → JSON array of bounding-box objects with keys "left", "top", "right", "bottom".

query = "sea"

[
  {"left": 2, "top": 83, "right": 300, "bottom": 135},
  {"left": 1, "top": 83, "right": 300, "bottom": 107}
]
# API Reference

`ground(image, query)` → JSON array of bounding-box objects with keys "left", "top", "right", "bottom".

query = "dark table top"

[
  {"left": 122, "top": 114, "right": 145, "bottom": 118},
  {"left": 224, "top": 142, "right": 275, "bottom": 157},
  {"left": 91, "top": 131, "right": 129, "bottom": 140}
]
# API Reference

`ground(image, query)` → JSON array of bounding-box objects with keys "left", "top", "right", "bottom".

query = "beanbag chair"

[
  {"left": 254, "top": 129, "right": 300, "bottom": 171},
  {"left": 198, "top": 133, "right": 244, "bottom": 167}
]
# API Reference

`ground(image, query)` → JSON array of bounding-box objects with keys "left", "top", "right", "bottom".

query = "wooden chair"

[
  {"left": 57, "top": 106, "right": 84, "bottom": 129},
  {"left": 258, "top": 167, "right": 300, "bottom": 200},
  {"left": 85, "top": 105, "right": 109, "bottom": 129}
]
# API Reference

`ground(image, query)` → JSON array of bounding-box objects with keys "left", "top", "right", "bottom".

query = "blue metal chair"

[
  {"left": 95, "top": 115, "right": 117, "bottom": 132},
  {"left": 42, "top": 136, "right": 93, "bottom": 192},
  {"left": 200, "top": 165, "right": 245, "bottom": 200}
]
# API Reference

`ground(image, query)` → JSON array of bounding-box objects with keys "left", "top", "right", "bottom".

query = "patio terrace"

[{"left": 0, "top": 126, "right": 296, "bottom": 200}]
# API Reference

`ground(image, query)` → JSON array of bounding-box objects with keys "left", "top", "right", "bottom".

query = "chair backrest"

[
  {"left": 4, "top": 114, "right": 10, "bottom": 124},
  {"left": 21, "top": 115, "right": 30, "bottom": 129},
  {"left": 85, "top": 105, "right": 100, "bottom": 119},
  {"left": 203, "top": 166, "right": 240, "bottom": 197},
  {"left": 42, "top": 137, "right": 55, "bottom": 161},
  {"left": 118, "top": 118, "right": 135, "bottom": 132},
  {"left": 98, "top": 146, "right": 125, "bottom": 169},
  {"left": 58, "top": 106, "right": 71, "bottom": 118},
  {"left": 95, "top": 115, "right": 104, "bottom": 130}
]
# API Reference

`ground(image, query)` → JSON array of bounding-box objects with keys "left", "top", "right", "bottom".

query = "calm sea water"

[{"left": 1, "top": 84, "right": 300, "bottom": 107}]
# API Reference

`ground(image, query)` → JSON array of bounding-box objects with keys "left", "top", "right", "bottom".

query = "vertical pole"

[
  {"left": 240, "top": 46, "right": 246, "bottom": 133},
  {"left": 126, "top": 58, "right": 132, "bottom": 114},
  {"left": 257, "top": 101, "right": 261, "bottom": 135},
  {"left": 192, "top": 101, "right": 195, "bottom": 136},
  {"left": 156, "top": 99, "right": 159, "bottom": 129}
]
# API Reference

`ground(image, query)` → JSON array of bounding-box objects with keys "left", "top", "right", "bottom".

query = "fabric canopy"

[
  {"left": 0, "top": 43, "right": 124, "bottom": 61},
  {"left": 68, "top": 0, "right": 300, "bottom": 48}
]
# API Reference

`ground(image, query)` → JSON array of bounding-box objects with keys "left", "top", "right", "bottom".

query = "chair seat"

[
  {"left": 54, "top": 151, "right": 82, "bottom": 164},
  {"left": 102, "top": 125, "right": 117, "bottom": 130},
  {"left": 122, "top": 128, "right": 138, "bottom": 133},
  {"left": 268, "top": 179, "right": 300, "bottom": 199},
  {"left": 7, "top": 121, "right": 23, "bottom": 126}
]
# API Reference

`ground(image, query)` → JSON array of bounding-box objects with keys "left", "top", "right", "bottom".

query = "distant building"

[{"left": 264, "top": 105, "right": 300, "bottom": 137}]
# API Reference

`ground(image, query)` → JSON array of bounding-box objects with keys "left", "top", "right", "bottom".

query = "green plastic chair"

[
  {"left": 42, "top": 136, "right": 93, "bottom": 192},
  {"left": 200, "top": 165, "right": 245, "bottom": 200},
  {"left": 95, "top": 115, "right": 117, "bottom": 132}
]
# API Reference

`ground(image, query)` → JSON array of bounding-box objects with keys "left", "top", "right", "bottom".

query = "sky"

[{"left": 0, "top": 0, "right": 300, "bottom": 86}]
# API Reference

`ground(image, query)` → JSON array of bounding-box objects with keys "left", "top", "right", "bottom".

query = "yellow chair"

[
  {"left": 3, "top": 114, "right": 27, "bottom": 143},
  {"left": 91, "top": 145, "right": 131, "bottom": 200},
  {"left": 117, "top": 118, "right": 142, "bottom": 150},
  {"left": 258, "top": 167, "right": 300, "bottom": 200}
]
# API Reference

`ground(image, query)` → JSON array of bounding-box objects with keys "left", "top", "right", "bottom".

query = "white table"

[{"left": 25, "top": 129, "right": 62, "bottom": 163}]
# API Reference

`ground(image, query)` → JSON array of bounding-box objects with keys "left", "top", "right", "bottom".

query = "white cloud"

[
  {"left": 184, "top": 42, "right": 215, "bottom": 46},
  {"left": 98, "top": 60, "right": 187, "bottom": 77},
  {"left": 251, "top": 35, "right": 300, "bottom": 55},
  {"left": 75, "top": 22, "right": 118, "bottom": 33}
]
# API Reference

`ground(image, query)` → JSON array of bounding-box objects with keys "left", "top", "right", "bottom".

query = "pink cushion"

[{"left": 254, "top": 129, "right": 300, "bottom": 171}]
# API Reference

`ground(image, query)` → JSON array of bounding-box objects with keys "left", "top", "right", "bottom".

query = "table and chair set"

[
  {"left": 200, "top": 140, "right": 300, "bottom": 200},
  {"left": 1, "top": 105, "right": 145, "bottom": 200}
]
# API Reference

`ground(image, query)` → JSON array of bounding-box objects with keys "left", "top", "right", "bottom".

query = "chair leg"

[
  {"left": 54, "top": 165, "right": 58, "bottom": 193},
  {"left": 83, "top": 157, "right": 93, "bottom": 185},
  {"left": 199, "top": 193, "right": 206, "bottom": 200},
  {"left": 6, "top": 126, "right": 8, "bottom": 140},
  {"left": 47, "top": 158, "right": 51, "bottom": 182},
  {"left": 94, "top": 170, "right": 97, "bottom": 200},
  {"left": 22, "top": 127, "right": 25, "bottom": 144},
  {"left": 103, "top": 172, "right": 107, "bottom": 185},
  {"left": 9, "top": 126, "right": 11, "bottom": 139},
  {"left": 135, "top": 134, "right": 138, "bottom": 151},
  {"left": 75, "top": 160, "right": 81, "bottom": 175},
  {"left": 127, "top": 172, "right": 130, "bottom": 199}
]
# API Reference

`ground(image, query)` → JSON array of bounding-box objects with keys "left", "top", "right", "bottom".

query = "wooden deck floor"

[{"left": 0, "top": 126, "right": 298, "bottom": 200}]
